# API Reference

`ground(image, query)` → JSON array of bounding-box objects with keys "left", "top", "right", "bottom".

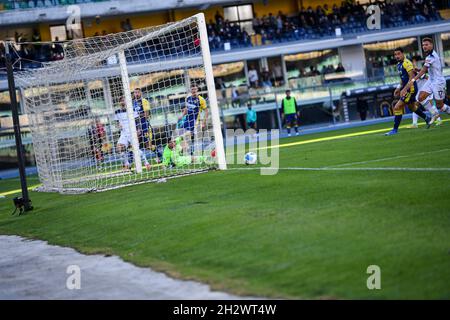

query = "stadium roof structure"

[{"left": 0, "top": 0, "right": 232, "bottom": 26}]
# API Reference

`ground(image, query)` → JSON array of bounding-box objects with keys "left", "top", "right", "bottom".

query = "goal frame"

[{"left": 17, "top": 13, "right": 227, "bottom": 193}]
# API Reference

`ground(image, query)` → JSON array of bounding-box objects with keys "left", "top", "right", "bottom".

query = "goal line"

[{"left": 230, "top": 167, "right": 450, "bottom": 172}]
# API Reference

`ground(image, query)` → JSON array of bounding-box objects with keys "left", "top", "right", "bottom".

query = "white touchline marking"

[
  {"left": 228, "top": 148, "right": 450, "bottom": 173},
  {"left": 329, "top": 148, "right": 450, "bottom": 168},
  {"left": 231, "top": 167, "right": 450, "bottom": 172}
]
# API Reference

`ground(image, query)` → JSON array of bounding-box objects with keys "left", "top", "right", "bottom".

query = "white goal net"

[{"left": 16, "top": 14, "right": 226, "bottom": 193}]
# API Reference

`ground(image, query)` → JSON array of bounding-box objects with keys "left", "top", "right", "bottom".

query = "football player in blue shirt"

[
  {"left": 178, "top": 84, "right": 209, "bottom": 154},
  {"left": 385, "top": 48, "right": 431, "bottom": 136}
]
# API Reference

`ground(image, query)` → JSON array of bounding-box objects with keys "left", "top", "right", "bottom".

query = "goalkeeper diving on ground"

[{"left": 162, "top": 133, "right": 212, "bottom": 168}]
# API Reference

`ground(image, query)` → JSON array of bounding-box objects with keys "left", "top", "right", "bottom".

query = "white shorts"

[
  {"left": 117, "top": 132, "right": 132, "bottom": 147},
  {"left": 416, "top": 80, "right": 432, "bottom": 104},
  {"left": 420, "top": 80, "right": 446, "bottom": 101}
]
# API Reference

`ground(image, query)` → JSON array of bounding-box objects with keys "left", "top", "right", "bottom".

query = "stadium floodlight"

[{"left": 16, "top": 13, "right": 226, "bottom": 194}]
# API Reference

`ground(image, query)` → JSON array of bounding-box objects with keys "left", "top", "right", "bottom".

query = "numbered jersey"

[
  {"left": 183, "top": 95, "right": 207, "bottom": 131},
  {"left": 424, "top": 50, "right": 445, "bottom": 84},
  {"left": 114, "top": 108, "right": 138, "bottom": 134}
]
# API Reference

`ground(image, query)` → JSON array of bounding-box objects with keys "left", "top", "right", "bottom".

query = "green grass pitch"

[{"left": 1, "top": 119, "right": 449, "bottom": 299}]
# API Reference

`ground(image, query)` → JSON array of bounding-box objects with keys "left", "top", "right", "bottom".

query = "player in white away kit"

[
  {"left": 114, "top": 96, "right": 151, "bottom": 170},
  {"left": 402, "top": 38, "right": 449, "bottom": 122},
  {"left": 409, "top": 56, "right": 442, "bottom": 128}
]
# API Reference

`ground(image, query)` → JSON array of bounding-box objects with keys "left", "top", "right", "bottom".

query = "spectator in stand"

[
  {"left": 30, "top": 29, "right": 42, "bottom": 60},
  {"left": 207, "top": 19, "right": 215, "bottom": 32},
  {"left": 273, "top": 63, "right": 283, "bottom": 86},
  {"left": 336, "top": 62, "right": 346, "bottom": 73},
  {"left": 248, "top": 66, "right": 259, "bottom": 88},
  {"left": 298, "top": 67, "right": 306, "bottom": 77},
  {"left": 121, "top": 18, "right": 133, "bottom": 32},
  {"left": 241, "top": 30, "right": 252, "bottom": 47},
  {"left": 298, "top": 12, "right": 308, "bottom": 28},
  {"left": 215, "top": 11, "right": 223, "bottom": 24},
  {"left": 208, "top": 31, "right": 215, "bottom": 49},
  {"left": 276, "top": 14, "right": 283, "bottom": 33},
  {"left": 22, "top": 43, "right": 35, "bottom": 61},
  {"left": 307, "top": 66, "right": 321, "bottom": 76},
  {"left": 324, "top": 4, "right": 333, "bottom": 18},
  {"left": 253, "top": 13, "right": 262, "bottom": 35},
  {"left": 260, "top": 29, "right": 268, "bottom": 45},
  {"left": 274, "top": 28, "right": 283, "bottom": 43},
  {"left": 268, "top": 13, "right": 276, "bottom": 28},
  {"left": 15, "top": 32, "right": 25, "bottom": 45},
  {"left": 331, "top": 14, "right": 341, "bottom": 26},
  {"left": 231, "top": 85, "right": 241, "bottom": 107},
  {"left": 261, "top": 69, "right": 272, "bottom": 89},
  {"left": 51, "top": 37, "right": 64, "bottom": 61},
  {"left": 305, "top": 7, "right": 316, "bottom": 27},
  {"left": 216, "top": 78, "right": 227, "bottom": 102},
  {"left": 332, "top": 4, "right": 340, "bottom": 16},
  {"left": 322, "top": 64, "right": 335, "bottom": 75}
]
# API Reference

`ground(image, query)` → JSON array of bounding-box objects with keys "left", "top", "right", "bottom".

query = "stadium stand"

[
  {"left": 0, "top": 0, "right": 446, "bottom": 66},
  {"left": 208, "top": 0, "right": 443, "bottom": 51}
]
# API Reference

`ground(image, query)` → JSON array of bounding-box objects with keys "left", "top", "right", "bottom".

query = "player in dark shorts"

[
  {"left": 281, "top": 89, "right": 300, "bottom": 137},
  {"left": 385, "top": 48, "right": 430, "bottom": 136}
]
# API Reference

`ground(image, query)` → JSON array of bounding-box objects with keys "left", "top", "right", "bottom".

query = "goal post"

[
  {"left": 16, "top": 14, "right": 226, "bottom": 193},
  {"left": 118, "top": 49, "right": 142, "bottom": 174},
  {"left": 195, "top": 13, "right": 227, "bottom": 170}
]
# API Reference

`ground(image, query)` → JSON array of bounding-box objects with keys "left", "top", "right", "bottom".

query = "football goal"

[{"left": 16, "top": 13, "right": 226, "bottom": 193}]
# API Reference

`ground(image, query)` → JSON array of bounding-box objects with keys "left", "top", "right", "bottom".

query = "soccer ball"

[{"left": 244, "top": 152, "right": 257, "bottom": 165}]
